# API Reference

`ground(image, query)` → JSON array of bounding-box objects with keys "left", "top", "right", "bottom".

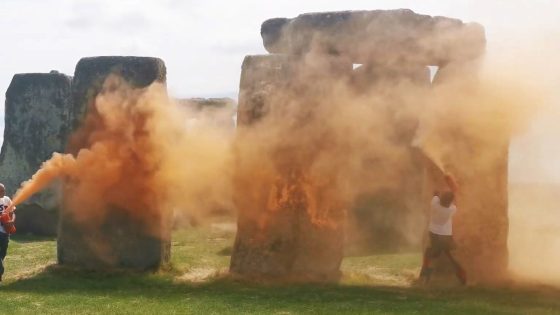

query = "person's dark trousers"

[
  {"left": 420, "top": 232, "right": 467, "bottom": 285},
  {"left": 0, "top": 232, "right": 9, "bottom": 281}
]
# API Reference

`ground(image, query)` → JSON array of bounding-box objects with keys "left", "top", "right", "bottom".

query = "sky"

[{"left": 1, "top": 0, "right": 559, "bottom": 182}]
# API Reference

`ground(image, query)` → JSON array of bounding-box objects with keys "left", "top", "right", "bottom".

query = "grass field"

[{"left": 1, "top": 224, "right": 560, "bottom": 314}]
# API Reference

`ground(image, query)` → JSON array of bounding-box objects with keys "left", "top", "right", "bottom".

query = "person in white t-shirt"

[
  {"left": 419, "top": 174, "right": 466, "bottom": 285},
  {"left": 0, "top": 183, "right": 15, "bottom": 282}
]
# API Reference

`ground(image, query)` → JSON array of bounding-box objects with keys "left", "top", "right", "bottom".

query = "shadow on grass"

[
  {"left": 217, "top": 246, "right": 233, "bottom": 256},
  {"left": 345, "top": 246, "right": 422, "bottom": 258},
  {"left": 2, "top": 266, "right": 560, "bottom": 314},
  {"left": 10, "top": 234, "right": 56, "bottom": 243}
]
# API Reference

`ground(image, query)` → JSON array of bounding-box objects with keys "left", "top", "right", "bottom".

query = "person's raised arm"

[{"left": 444, "top": 173, "right": 459, "bottom": 193}]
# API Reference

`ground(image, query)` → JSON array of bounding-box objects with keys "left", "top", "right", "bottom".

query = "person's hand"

[
  {"left": 444, "top": 173, "right": 459, "bottom": 192},
  {"left": 6, "top": 204, "right": 15, "bottom": 213}
]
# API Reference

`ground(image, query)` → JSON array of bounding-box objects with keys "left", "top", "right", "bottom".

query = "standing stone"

[
  {"left": 57, "top": 56, "right": 170, "bottom": 270},
  {"left": 455, "top": 143, "right": 509, "bottom": 283},
  {"left": 0, "top": 72, "right": 73, "bottom": 235},
  {"left": 68, "top": 56, "right": 167, "bottom": 150},
  {"left": 420, "top": 62, "right": 509, "bottom": 284},
  {"left": 230, "top": 55, "right": 350, "bottom": 281},
  {"left": 236, "top": 55, "right": 296, "bottom": 126},
  {"left": 422, "top": 140, "right": 510, "bottom": 284}
]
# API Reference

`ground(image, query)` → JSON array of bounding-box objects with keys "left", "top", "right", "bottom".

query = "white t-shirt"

[
  {"left": 428, "top": 195, "right": 457, "bottom": 236},
  {"left": 0, "top": 196, "right": 13, "bottom": 234}
]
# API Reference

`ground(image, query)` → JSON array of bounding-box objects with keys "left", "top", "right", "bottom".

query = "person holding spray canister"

[
  {"left": 419, "top": 174, "right": 467, "bottom": 285},
  {"left": 0, "top": 183, "right": 16, "bottom": 282}
]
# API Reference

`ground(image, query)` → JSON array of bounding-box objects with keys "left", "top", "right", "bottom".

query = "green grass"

[{"left": 1, "top": 226, "right": 560, "bottom": 314}]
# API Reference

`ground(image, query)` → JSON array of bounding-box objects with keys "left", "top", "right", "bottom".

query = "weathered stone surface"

[
  {"left": 13, "top": 203, "right": 58, "bottom": 236},
  {"left": 418, "top": 60, "right": 509, "bottom": 283},
  {"left": 231, "top": 55, "right": 347, "bottom": 281},
  {"left": 58, "top": 209, "right": 170, "bottom": 269},
  {"left": 0, "top": 72, "right": 73, "bottom": 235},
  {"left": 58, "top": 56, "right": 170, "bottom": 270},
  {"left": 231, "top": 165, "right": 345, "bottom": 281},
  {"left": 237, "top": 55, "right": 296, "bottom": 126},
  {"left": 262, "top": 9, "right": 485, "bottom": 65},
  {"left": 457, "top": 145, "right": 509, "bottom": 283},
  {"left": 68, "top": 56, "right": 167, "bottom": 152}
]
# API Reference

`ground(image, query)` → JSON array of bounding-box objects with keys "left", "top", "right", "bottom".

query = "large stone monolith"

[
  {"left": 417, "top": 61, "right": 509, "bottom": 283},
  {"left": 57, "top": 56, "right": 170, "bottom": 270},
  {"left": 230, "top": 55, "right": 350, "bottom": 281},
  {"left": 0, "top": 71, "right": 73, "bottom": 235},
  {"left": 261, "top": 9, "right": 485, "bottom": 66},
  {"left": 456, "top": 144, "right": 509, "bottom": 283},
  {"left": 421, "top": 133, "right": 510, "bottom": 284}
]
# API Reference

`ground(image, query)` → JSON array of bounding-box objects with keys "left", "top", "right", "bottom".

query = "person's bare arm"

[
  {"left": 444, "top": 174, "right": 459, "bottom": 193},
  {"left": 6, "top": 202, "right": 16, "bottom": 214}
]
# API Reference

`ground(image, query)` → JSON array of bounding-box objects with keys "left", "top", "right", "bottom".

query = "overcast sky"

[{"left": 1, "top": 0, "right": 559, "bottom": 182}]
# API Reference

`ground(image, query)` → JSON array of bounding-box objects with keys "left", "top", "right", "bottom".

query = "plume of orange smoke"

[
  {"left": 8, "top": 75, "right": 233, "bottom": 229},
  {"left": 10, "top": 153, "right": 76, "bottom": 208}
]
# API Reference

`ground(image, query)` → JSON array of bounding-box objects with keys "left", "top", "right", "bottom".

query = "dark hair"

[{"left": 439, "top": 191, "right": 454, "bottom": 207}]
